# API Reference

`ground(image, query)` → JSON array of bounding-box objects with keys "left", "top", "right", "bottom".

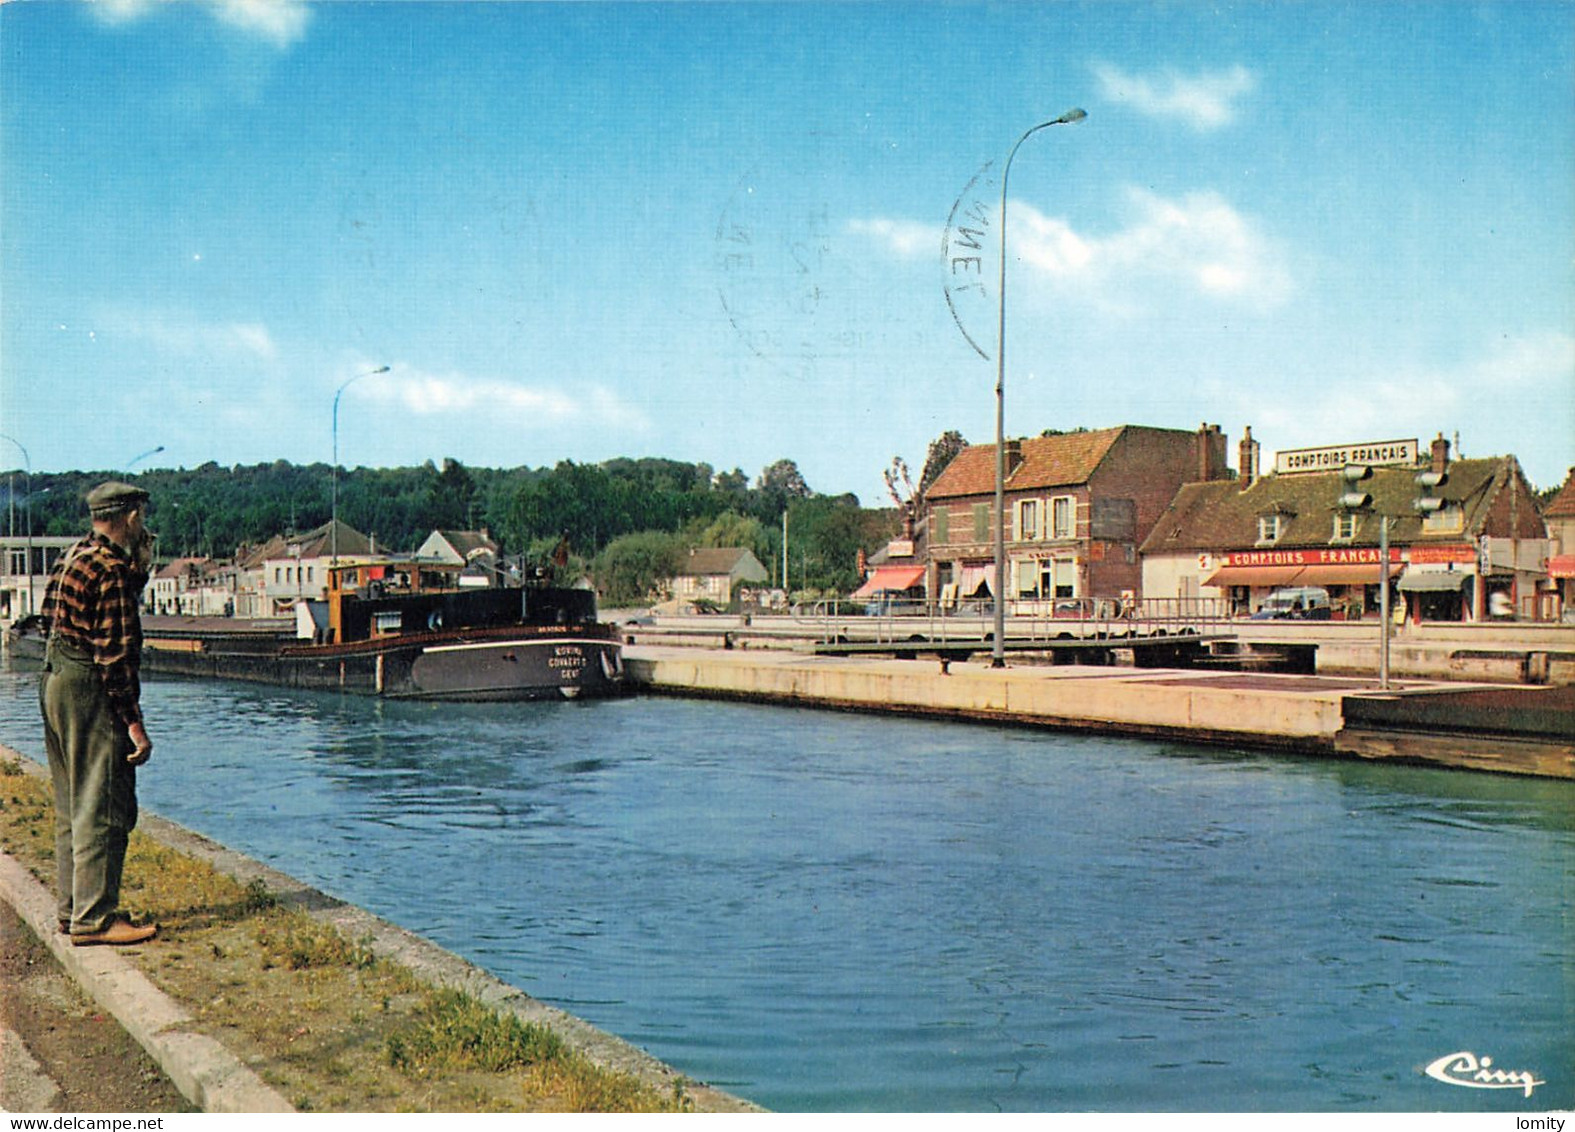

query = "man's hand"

[{"left": 127, "top": 722, "right": 153, "bottom": 766}]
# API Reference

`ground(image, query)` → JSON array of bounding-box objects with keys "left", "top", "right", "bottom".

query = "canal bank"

[
  {"left": 623, "top": 645, "right": 1575, "bottom": 779},
  {"left": 0, "top": 748, "right": 757, "bottom": 1114}
]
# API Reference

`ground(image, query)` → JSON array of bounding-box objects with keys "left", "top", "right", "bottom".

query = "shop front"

[{"left": 1203, "top": 548, "right": 1401, "bottom": 620}]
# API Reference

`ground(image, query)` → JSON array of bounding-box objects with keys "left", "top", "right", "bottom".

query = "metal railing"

[{"left": 800, "top": 596, "right": 1233, "bottom": 647}]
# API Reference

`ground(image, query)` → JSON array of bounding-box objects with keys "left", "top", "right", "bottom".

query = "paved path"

[{"left": 0, "top": 850, "right": 294, "bottom": 1113}]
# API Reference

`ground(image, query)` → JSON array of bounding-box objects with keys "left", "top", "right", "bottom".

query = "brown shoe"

[{"left": 70, "top": 918, "right": 157, "bottom": 947}]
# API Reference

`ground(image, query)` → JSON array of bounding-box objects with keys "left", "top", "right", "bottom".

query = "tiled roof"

[
  {"left": 153, "top": 556, "right": 208, "bottom": 580},
  {"left": 926, "top": 428, "right": 1127, "bottom": 499},
  {"left": 238, "top": 519, "right": 371, "bottom": 566},
  {"left": 679, "top": 547, "right": 759, "bottom": 577},
  {"left": 1140, "top": 458, "right": 1513, "bottom": 553},
  {"left": 434, "top": 530, "right": 499, "bottom": 556},
  {"left": 1543, "top": 469, "right": 1575, "bottom": 519}
]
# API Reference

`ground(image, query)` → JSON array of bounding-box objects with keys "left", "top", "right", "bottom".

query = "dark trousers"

[{"left": 40, "top": 640, "right": 138, "bottom": 934}]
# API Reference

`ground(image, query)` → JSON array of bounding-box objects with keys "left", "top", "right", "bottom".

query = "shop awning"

[
  {"left": 851, "top": 565, "right": 925, "bottom": 599},
  {"left": 1398, "top": 570, "right": 1470, "bottom": 593},
  {"left": 1293, "top": 564, "right": 1385, "bottom": 586},
  {"left": 1203, "top": 565, "right": 1306, "bottom": 588},
  {"left": 1548, "top": 555, "right": 1575, "bottom": 580},
  {"left": 957, "top": 565, "right": 993, "bottom": 597}
]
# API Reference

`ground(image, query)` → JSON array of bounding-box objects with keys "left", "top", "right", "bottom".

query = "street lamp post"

[
  {"left": 992, "top": 108, "right": 1086, "bottom": 668},
  {"left": 331, "top": 365, "right": 391, "bottom": 567},
  {"left": 1378, "top": 516, "right": 1391, "bottom": 689},
  {"left": 0, "top": 434, "right": 33, "bottom": 615}
]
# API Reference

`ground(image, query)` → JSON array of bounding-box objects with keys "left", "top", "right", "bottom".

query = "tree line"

[{"left": 0, "top": 454, "right": 935, "bottom": 606}]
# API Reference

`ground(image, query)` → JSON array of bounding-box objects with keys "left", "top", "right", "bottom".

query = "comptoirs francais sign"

[{"left": 1274, "top": 438, "right": 1419, "bottom": 475}]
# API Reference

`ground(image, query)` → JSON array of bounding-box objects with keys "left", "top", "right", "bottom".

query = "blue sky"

[{"left": 3, "top": 1, "right": 1571, "bottom": 506}]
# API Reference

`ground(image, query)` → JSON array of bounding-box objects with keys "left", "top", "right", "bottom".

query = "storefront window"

[{"left": 1053, "top": 559, "right": 1077, "bottom": 598}]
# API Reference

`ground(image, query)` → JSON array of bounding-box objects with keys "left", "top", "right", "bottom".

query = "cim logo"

[{"left": 1425, "top": 1051, "right": 1544, "bottom": 1098}]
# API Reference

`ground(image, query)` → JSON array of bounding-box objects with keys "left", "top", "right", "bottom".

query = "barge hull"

[{"left": 143, "top": 630, "right": 625, "bottom": 701}]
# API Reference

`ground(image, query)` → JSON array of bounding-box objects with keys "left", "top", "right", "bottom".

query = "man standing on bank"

[{"left": 39, "top": 481, "right": 158, "bottom": 946}]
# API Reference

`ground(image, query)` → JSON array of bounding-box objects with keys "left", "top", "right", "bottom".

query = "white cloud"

[
  {"left": 89, "top": 0, "right": 310, "bottom": 48},
  {"left": 1092, "top": 62, "right": 1254, "bottom": 131},
  {"left": 846, "top": 218, "right": 939, "bottom": 259},
  {"left": 89, "top": 0, "right": 158, "bottom": 27},
  {"left": 1233, "top": 331, "right": 1573, "bottom": 466},
  {"left": 211, "top": 0, "right": 310, "bottom": 48},
  {"left": 108, "top": 309, "right": 280, "bottom": 360},
  {"left": 1014, "top": 186, "right": 1292, "bottom": 308},
  {"left": 363, "top": 371, "right": 650, "bottom": 433},
  {"left": 1464, "top": 329, "right": 1575, "bottom": 390},
  {"left": 227, "top": 322, "right": 279, "bottom": 360}
]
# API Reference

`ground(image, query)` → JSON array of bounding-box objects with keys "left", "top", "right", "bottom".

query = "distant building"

[
  {"left": 415, "top": 529, "right": 501, "bottom": 588},
  {"left": 1541, "top": 468, "right": 1575, "bottom": 620},
  {"left": 668, "top": 547, "right": 769, "bottom": 611},
  {"left": 415, "top": 529, "right": 500, "bottom": 566},
  {"left": 923, "top": 424, "right": 1230, "bottom": 611},
  {"left": 234, "top": 518, "right": 373, "bottom": 617},
  {"left": 0, "top": 535, "right": 77, "bottom": 621},
  {"left": 149, "top": 556, "right": 209, "bottom": 615},
  {"left": 1141, "top": 432, "right": 1551, "bottom": 622}
]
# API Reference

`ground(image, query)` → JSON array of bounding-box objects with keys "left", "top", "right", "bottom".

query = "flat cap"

[{"left": 87, "top": 480, "right": 150, "bottom": 518}]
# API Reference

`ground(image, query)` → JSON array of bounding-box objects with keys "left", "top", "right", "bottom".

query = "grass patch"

[{"left": 0, "top": 757, "right": 691, "bottom": 1112}]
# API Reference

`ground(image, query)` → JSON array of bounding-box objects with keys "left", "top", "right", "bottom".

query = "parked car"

[{"left": 1251, "top": 586, "right": 1332, "bottom": 620}]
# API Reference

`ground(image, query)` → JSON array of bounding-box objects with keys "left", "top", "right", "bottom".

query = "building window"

[
  {"left": 1017, "top": 499, "right": 1041, "bottom": 541},
  {"left": 1332, "top": 512, "right": 1359, "bottom": 542},
  {"left": 7, "top": 550, "right": 24, "bottom": 575},
  {"left": 1015, "top": 559, "right": 1043, "bottom": 599},
  {"left": 274, "top": 567, "right": 282, "bottom": 584},
  {"left": 933, "top": 509, "right": 949, "bottom": 545},
  {"left": 1421, "top": 503, "right": 1464, "bottom": 534},
  {"left": 1053, "top": 559, "right": 1078, "bottom": 598},
  {"left": 972, "top": 503, "right": 990, "bottom": 543},
  {"left": 1257, "top": 515, "right": 1282, "bottom": 544},
  {"left": 1051, "top": 496, "right": 1076, "bottom": 539}
]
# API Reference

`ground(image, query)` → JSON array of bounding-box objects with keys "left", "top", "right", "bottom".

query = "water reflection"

[{"left": 0, "top": 665, "right": 1569, "bottom": 1112}]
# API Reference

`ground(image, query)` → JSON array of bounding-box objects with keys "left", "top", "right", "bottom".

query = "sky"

[{"left": 2, "top": 0, "right": 1572, "bottom": 508}]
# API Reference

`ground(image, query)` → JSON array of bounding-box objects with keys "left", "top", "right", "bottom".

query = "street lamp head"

[{"left": 1054, "top": 108, "right": 1088, "bottom": 125}]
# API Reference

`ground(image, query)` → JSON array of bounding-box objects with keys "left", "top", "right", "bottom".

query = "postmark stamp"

[{"left": 942, "top": 160, "right": 999, "bottom": 360}]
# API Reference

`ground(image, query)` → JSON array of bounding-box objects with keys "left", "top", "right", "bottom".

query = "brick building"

[
  {"left": 923, "top": 424, "right": 1229, "bottom": 612},
  {"left": 1541, "top": 468, "right": 1575, "bottom": 619},
  {"left": 1141, "top": 432, "right": 1551, "bottom": 622}
]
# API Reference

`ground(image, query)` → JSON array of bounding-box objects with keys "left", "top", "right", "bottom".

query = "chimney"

[
  {"left": 1004, "top": 439, "right": 1024, "bottom": 476},
  {"left": 1197, "top": 423, "right": 1227, "bottom": 482},
  {"left": 1430, "top": 432, "right": 1450, "bottom": 476},
  {"left": 1238, "top": 426, "right": 1260, "bottom": 490}
]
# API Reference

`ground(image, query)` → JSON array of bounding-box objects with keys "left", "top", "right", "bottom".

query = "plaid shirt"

[{"left": 41, "top": 532, "right": 145, "bottom": 729}]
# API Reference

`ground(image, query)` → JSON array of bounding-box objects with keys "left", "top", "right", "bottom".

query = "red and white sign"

[
  {"left": 1408, "top": 544, "right": 1477, "bottom": 564},
  {"left": 1222, "top": 547, "right": 1403, "bottom": 568}
]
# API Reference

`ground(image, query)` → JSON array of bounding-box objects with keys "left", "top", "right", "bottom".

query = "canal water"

[{"left": 1, "top": 667, "right": 1570, "bottom": 1112}]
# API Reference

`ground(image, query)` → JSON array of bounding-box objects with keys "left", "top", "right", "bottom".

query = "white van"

[{"left": 1251, "top": 586, "right": 1332, "bottom": 620}]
